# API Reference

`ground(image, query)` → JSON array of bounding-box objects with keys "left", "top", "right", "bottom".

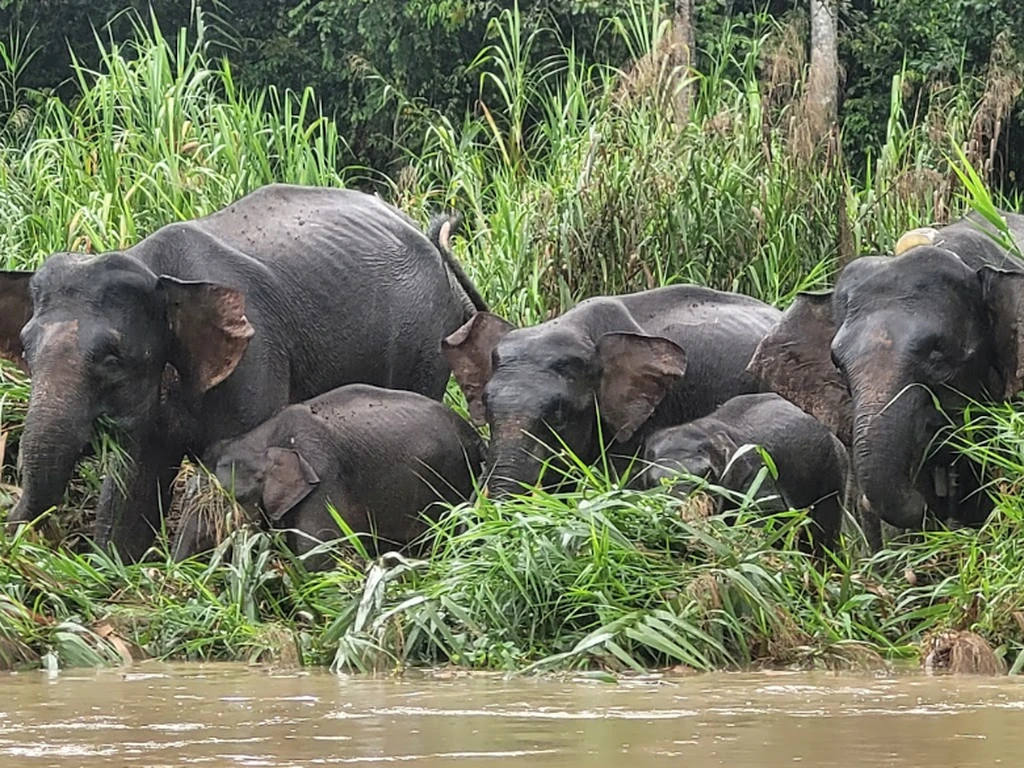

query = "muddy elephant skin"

[
  {"left": 0, "top": 184, "right": 485, "bottom": 560},
  {"left": 443, "top": 285, "right": 782, "bottom": 497},
  {"left": 173, "top": 384, "right": 484, "bottom": 568}
]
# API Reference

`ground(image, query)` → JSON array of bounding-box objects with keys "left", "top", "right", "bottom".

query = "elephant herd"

[{"left": 2, "top": 183, "right": 1024, "bottom": 563}]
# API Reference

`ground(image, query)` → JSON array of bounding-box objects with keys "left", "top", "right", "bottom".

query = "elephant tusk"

[{"left": 894, "top": 227, "right": 941, "bottom": 256}]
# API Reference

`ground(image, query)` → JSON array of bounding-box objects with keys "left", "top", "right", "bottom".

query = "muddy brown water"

[{"left": 1, "top": 664, "right": 1023, "bottom": 767}]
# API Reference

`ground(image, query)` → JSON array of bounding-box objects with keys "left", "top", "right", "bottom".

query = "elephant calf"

[
  {"left": 642, "top": 393, "right": 850, "bottom": 555},
  {"left": 442, "top": 284, "right": 781, "bottom": 497},
  {"left": 173, "top": 384, "right": 483, "bottom": 566}
]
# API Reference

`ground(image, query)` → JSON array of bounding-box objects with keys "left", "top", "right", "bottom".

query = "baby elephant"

[
  {"left": 173, "top": 384, "right": 483, "bottom": 566},
  {"left": 642, "top": 393, "right": 849, "bottom": 555}
]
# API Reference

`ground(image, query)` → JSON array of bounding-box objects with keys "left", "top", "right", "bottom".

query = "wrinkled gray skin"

[
  {"left": 642, "top": 393, "right": 850, "bottom": 556},
  {"left": 172, "top": 384, "right": 483, "bottom": 569},
  {"left": 442, "top": 285, "right": 782, "bottom": 497},
  {"left": 0, "top": 185, "right": 485, "bottom": 561},
  {"left": 748, "top": 212, "right": 1024, "bottom": 550}
]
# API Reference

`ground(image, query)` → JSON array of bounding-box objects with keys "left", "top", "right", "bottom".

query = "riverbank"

[
  {"left": 1, "top": 441, "right": 1021, "bottom": 675},
  {"left": 0, "top": 6, "right": 1022, "bottom": 676}
]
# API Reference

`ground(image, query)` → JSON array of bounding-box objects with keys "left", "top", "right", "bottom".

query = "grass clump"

[{"left": 6, "top": 455, "right": 1024, "bottom": 678}]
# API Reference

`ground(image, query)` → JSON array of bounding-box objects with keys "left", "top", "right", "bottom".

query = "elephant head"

[
  {"left": 442, "top": 311, "right": 687, "bottom": 497},
  {"left": 644, "top": 429, "right": 779, "bottom": 511},
  {"left": 0, "top": 252, "right": 254, "bottom": 533},
  {"left": 206, "top": 405, "right": 322, "bottom": 524},
  {"left": 173, "top": 407, "right": 324, "bottom": 561},
  {"left": 748, "top": 235, "right": 1024, "bottom": 530}
]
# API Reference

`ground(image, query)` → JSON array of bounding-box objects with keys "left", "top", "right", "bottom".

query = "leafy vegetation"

[
  {"left": 0, "top": 3, "right": 1021, "bottom": 675},
  {"left": 4, "top": 0, "right": 1022, "bottom": 180}
]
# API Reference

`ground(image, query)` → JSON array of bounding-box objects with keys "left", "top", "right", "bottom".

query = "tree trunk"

[
  {"left": 807, "top": 0, "right": 839, "bottom": 141},
  {"left": 670, "top": 0, "right": 696, "bottom": 124}
]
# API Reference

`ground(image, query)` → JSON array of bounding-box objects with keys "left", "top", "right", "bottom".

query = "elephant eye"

[
  {"left": 927, "top": 348, "right": 954, "bottom": 375},
  {"left": 546, "top": 396, "right": 572, "bottom": 425},
  {"left": 925, "top": 339, "right": 953, "bottom": 366}
]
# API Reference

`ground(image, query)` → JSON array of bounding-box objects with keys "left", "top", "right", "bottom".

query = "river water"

[{"left": 0, "top": 664, "right": 1022, "bottom": 766}]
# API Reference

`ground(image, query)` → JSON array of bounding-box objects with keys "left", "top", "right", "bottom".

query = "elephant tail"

[{"left": 428, "top": 212, "right": 489, "bottom": 315}]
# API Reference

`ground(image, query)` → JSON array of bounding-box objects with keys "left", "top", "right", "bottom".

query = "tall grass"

[
  {"left": 0, "top": 1, "right": 1020, "bottom": 674},
  {"left": 0, "top": 8, "right": 343, "bottom": 266},
  {"left": 385, "top": 5, "right": 982, "bottom": 323},
  {"left": 4, "top": 461, "right": 1024, "bottom": 675}
]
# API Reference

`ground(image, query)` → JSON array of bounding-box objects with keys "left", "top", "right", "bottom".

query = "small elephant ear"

[
  {"left": 596, "top": 332, "right": 688, "bottom": 444},
  {"left": 261, "top": 446, "right": 320, "bottom": 522},
  {"left": 746, "top": 292, "right": 853, "bottom": 446},
  {"left": 158, "top": 276, "right": 255, "bottom": 394},
  {"left": 0, "top": 271, "right": 34, "bottom": 371},
  {"left": 979, "top": 265, "right": 1024, "bottom": 400},
  {"left": 441, "top": 311, "right": 516, "bottom": 426}
]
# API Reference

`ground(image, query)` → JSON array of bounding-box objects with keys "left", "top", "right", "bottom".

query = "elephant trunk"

[
  {"left": 850, "top": 379, "right": 932, "bottom": 529},
  {"left": 484, "top": 451, "right": 543, "bottom": 499},
  {"left": 8, "top": 388, "right": 93, "bottom": 527},
  {"left": 483, "top": 423, "right": 549, "bottom": 499}
]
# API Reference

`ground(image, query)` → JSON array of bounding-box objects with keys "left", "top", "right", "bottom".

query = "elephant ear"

[
  {"left": 705, "top": 433, "right": 740, "bottom": 481},
  {"left": 746, "top": 292, "right": 853, "bottom": 447},
  {"left": 261, "top": 447, "right": 320, "bottom": 522},
  {"left": 0, "top": 271, "right": 34, "bottom": 372},
  {"left": 596, "top": 332, "right": 687, "bottom": 444},
  {"left": 441, "top": 311, "right": 515, "bottom": 426},
  {"left": 158, "top": 276, "right": 255, "bottom": 394},
  {"left": 979, "top": 266, "right": 1024, "bottom": 400}
]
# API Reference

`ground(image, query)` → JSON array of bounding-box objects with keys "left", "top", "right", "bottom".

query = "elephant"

[
  {"left": 0, "top": 184, "right": 486, "bottom": 560},
  {"left": 172, "top": 384, "right": 484, "bottom": 567},
  {"left": 442, "top": 285, "right": 782, "bottom": 497},
  {"left": 747, "top": 211, "right": 1024, "bottom": 550},
  {"left": 641, "top": 392, "right": 850, "bottom": 555}
]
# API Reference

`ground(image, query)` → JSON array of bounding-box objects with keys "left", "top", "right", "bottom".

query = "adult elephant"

[
  {"left": 0, "top": 184, "right": 485, "bottom": 560},
  {"left": 748, "top": 211, "right": 1024, "bottom": 549},
  {"left": 442, "top": 285, "right": 781, "bottom": 497}
]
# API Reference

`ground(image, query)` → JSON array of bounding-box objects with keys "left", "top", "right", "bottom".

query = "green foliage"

[
  {"left": 841, "top": 0, "right": 1024, "bottom": 173},
  {"left": 4, "top": 452, "right": 1024, "bottom": 675},
  {"left": 4, "top": 0, "right": 1023, "bottom": 180},
  {"left": 0, "top": 2, "right": 1020, "bottom": 676},
  {"left": 0, "top": 7, "right": 343, "bottom": 265}
]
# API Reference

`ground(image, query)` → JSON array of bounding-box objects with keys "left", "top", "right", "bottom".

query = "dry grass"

[
  {"left": 761, "top": 18, "right": 805, "bottom": 116},
  {"left": 968, "top": 32, "right": 1024, "bottom": 179},
  {"left": 613, "top": 31, "right": 678, "bottom": 116},
  {"left": 677, "top": 491, "right": 716, "bottom": 522},
  {"left": 170, "top": 461, "right": 249, "bottom": 550},
  {"left": 921, "top": 630, "right": 1007, "bottom": 676}
]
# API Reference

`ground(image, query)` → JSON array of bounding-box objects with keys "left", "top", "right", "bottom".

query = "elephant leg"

[
  {"left": 843, "top": 467, "right": 882, "bottom": 553},
  {"left": 171, "top": 505, "right": 216, "bottom": 562},
  {"left": 94, "top": 440, "right": 184, "bottom": 562},
  {"left": 805, "top": 495, "right": 844, "bottom": 559}
]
